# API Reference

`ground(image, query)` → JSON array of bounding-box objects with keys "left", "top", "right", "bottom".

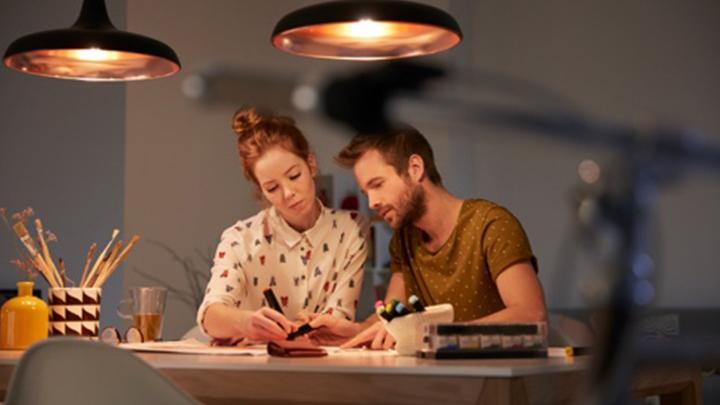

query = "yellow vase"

[{"left": 1, "top": 281, "right": 49, "bottom": 350}]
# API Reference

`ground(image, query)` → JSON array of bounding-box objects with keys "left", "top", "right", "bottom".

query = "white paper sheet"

[
  {"left": 118, "top": 338, "right": 395, "bottom": 357},
  {"left": 119, "top": 338, "right": 268, "bottom": 356}
]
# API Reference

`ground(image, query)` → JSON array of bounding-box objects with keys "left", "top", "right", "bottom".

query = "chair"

[{"left": 4, "top": 338, "right": 202, "bottom": 405}]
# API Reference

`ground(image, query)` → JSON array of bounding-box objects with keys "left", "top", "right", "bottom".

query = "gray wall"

[
  {"left": 449, "top": 1, "right": 720, "bottom": 309},
  {"left": 124, "top": 0, "right": 381, "bottom": 338},
  {"left": 123, "top": 0, "right": 720, "bottom": 339},
  {"left": 0, "top": 0, "right": 126, "bottom": 329},
  {"left": 4, "top": 0, "right": 717, "bottom": 340}
]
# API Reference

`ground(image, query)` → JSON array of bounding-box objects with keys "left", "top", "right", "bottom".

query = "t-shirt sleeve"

[{"left": 481, "top": 207, "right": 538, "bottom": 281}]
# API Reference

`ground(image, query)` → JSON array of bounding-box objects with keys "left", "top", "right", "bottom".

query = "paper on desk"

[
  {"left": 119, "top": 338, "right": 352, "bottom": 356},
  {"left": 118, "top": 338, "right": 388, "bottom": 356},
  {"left": 119, "top": 338, "right": 268, "bottom": 356}
]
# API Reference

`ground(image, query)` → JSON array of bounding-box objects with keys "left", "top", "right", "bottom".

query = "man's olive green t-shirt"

[{"left": 389, "top": 199, "right": 537, "bottom": 322}]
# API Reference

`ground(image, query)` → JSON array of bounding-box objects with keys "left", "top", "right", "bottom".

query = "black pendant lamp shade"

[
  {"left": 3, "top": 0, "right": 180, "bottom": 81},
  {"left": 272, "top": 1, "right": 462, "bottom": 60}
]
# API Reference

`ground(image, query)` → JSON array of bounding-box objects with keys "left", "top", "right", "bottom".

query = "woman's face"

[{"left": 253, "top": 145, "right": 318, "bottom": 230}]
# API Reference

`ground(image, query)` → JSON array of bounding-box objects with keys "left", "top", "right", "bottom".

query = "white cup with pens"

[{"left": 382, "top": 297, "right": 454, "bottom": 356}]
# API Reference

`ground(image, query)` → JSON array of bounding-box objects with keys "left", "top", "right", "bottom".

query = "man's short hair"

[{"left": 335, "top": 126, "right": 442, "bottom": 186}]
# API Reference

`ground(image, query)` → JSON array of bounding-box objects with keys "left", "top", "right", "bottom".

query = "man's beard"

[{"left": 393, "top": 182, "right": 426, "bottom": 229}]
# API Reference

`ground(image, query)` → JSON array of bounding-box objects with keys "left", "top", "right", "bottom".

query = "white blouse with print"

[{"left": 197, "top": 203, "right": 369, "bottom": 337}]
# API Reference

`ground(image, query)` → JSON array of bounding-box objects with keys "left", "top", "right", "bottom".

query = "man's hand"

[{"left": 339, "top": 321, "right": 395, "bottom": 350}]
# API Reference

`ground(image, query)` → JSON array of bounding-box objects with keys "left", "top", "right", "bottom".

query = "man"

[{"left": 309, "top": 126, "right": 547, "bottom": 349}]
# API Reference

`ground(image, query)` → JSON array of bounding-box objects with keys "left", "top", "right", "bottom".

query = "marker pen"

[
  {"left": 286, "top": 323, "right": 316, "bottom": 341},
  {"left": 393, "top": 302, "right": 411, "bottom": 317},
  {"left": 264, "top": 287, "right": 299, "bottom": 339},
  {"left": 384, "top": 299, "right": 401, "bottom": 321},
  {"left": 262, "top": 288, "right": 284, "bottom": 315},
  {"left": 408, "top": 295, "right": 425, "bottom": 312},
  {"left": 376, "top": 305, "right": 392, "bottom": 321},
  {"left": 386, "top": 299, "right": 398, "bottom": 314}
]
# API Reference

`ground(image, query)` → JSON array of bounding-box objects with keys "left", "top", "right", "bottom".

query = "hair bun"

[{"left": 232, "top": 107, "right": 263, "bottom": 137}]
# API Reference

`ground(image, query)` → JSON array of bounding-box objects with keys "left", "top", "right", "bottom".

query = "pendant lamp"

[
  {"left": 3, "top": 0, "right": 180, "bottom": 81},
  {"left": 272, "top": 0, "right": 462, "bottom": 61}
]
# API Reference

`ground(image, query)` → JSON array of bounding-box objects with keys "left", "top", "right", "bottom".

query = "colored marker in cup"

[{"left": 408, "top": 295, "right": 425, "bottom": 312}]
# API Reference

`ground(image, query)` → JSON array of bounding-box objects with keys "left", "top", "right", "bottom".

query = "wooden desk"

[{"left": 0, "top": 349, "right": 702, "bottom": 405}]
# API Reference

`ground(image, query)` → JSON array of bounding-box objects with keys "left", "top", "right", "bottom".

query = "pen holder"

[
  {"left": 48, "top": 287, "right": 101, "bottom": 339},
  {"left": 385, "top": 304, "right": 454, "bottom": 356}
]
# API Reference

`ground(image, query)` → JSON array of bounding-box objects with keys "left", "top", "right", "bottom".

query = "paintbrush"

[
  {"left": 58, "top": 258, "right": 75, "bottom": 287},
  {"left": 94, "top": 235, "right": 139, "bottom": 288},
  {"left": 95, "top": 240, "right": 122, "bottom": 285},
  {"left": 86, "top": 249, "right": 110, "bottom": 288},
  {"left": 88, "top": 240, "right": 121, "bottom": 288},
  {"left": 101, "top": 240, "right": 122, "bottom": 275},
  {"left": 25, "top": 254, "right": 54, "bottom": 287},
  {"left": 13, "top": 222, "right": 59, "bottom": 288},
  {"left": 82, "top": 229, "right": 119, "bottom": 288},
  {"left": 35, "top": 219, "right": 63, "bottom": 287},
  {"left": 80, "top": 243, "right": 97, "bottom": 287}
]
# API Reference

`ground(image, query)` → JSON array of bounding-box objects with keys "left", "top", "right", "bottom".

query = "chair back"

[{"left": 5, "top": 338, "right": 201, "bottom": 405}]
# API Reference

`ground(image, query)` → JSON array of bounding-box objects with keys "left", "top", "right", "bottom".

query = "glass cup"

[{"left": 117, "top": 287, "right": 167, "bottom": 342}]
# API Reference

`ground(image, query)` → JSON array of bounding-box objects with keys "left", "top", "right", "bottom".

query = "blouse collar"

[{"left": 268, "top": 199, "right": 327, "bottom": 249}]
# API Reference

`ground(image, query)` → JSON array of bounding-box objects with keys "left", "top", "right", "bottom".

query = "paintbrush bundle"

[{"left": 2, "top": 209, "right": 138, "bottom": 289}]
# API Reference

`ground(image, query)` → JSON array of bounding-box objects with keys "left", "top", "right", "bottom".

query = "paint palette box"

[{"left": 418, "top": 322, "right": 548, "bottom": 359}]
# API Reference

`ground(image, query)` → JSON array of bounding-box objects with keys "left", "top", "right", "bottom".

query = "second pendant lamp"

[{"left": 272, "top": 0, "right": 463, "bottom": 61}]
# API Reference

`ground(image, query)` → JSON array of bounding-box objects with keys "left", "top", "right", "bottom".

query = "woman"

[{"left": 197, "top": 107, "right": 369, "bottom": 344}]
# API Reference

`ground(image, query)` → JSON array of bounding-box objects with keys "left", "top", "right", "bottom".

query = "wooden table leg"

[
  {"left": 657, "top": 369, "right": 703, "bottom": 405},
  {"left": 630, "top": 366, "right": 703, "bottom": 405}
]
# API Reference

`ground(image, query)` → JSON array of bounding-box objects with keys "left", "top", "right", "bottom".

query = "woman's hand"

[
  {"left": 307, "top": 314, "right": 360, "bottom": 346},
  {"left": 294, "top": 310, "right": 312, "bottom": 325},
  {"left": 340, "top": 321, "right": 395, "bottom": 350},
  {"left": 237, "top": 307, "right": 294, "bottom": 342}
]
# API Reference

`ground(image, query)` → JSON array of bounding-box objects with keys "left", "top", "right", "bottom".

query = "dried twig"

[
  {"left": 133, "top": 240, "right": 211, "bottom": 310},
  {"left": 132, "top": 266, "right": 197, "bottom": 309}
]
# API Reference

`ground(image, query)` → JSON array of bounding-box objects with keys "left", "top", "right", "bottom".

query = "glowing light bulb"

[
  {"left": 74, "top": 48, "right": 112, "bottom": 61},
  {"left": 346, "top": 20, "right": 388, "bottom": 38}
]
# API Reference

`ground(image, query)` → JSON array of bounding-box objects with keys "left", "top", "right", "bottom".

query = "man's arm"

[
  {"left": 383, "top": 272, "right": 407, "bottom": 306},
  {"left": 475, "top": 260, "right": 547, "bottom": 323},
  {"left": 310, "top": 272, "right": 405, "bottom": 349}
]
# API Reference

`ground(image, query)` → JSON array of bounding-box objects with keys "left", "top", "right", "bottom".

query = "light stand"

[{"left": 318, "top": 60, "right": 720, "bottom": 404}]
